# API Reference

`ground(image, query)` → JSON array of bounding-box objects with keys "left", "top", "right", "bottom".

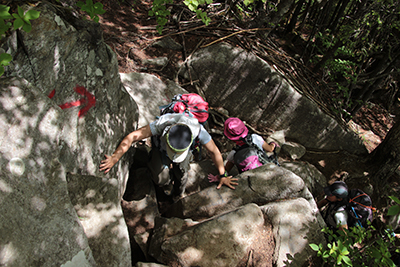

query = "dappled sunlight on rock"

[{"left": 0, "top": 242, "right": 17, "bottom": 266}]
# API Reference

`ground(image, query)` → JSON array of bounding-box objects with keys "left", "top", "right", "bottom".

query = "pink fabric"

[
  {"left": 224, "top": 117, "right": 248, "bottom": 140},
  {"left": 237, "top": 155, "right": 262, "bottom": 172}
]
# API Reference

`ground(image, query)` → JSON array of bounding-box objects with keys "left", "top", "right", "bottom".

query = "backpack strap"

[
  {"left": 351, "top": 206, "right": 364, "bottom": 227},
  {"left": 349, "top": 193, "right": 376, "bottom": 211}
]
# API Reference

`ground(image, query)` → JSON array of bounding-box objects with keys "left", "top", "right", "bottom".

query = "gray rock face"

[
  {"left": 4, "top": 4, "right": 138, "bottom": 186},
  {"left": 0, "top": 78, "right": 95, "bottom": 267},
  {"left": 261, "top": 198, "right": 326, "bottom": 267},
  {"left": 179, "top": 43, "right": 367, "bottom": 154},
  {"left": 120, "top": 73, "right": 186, "bottom": 128},
  {"left": 165, "top": 164, "right": 306, "bottom": 220},
  {"left": 281, "top": 141, "right": 307, "bottom": 160},
  {"left": 67, "top": 173, "right": 130, "bottom": 266},
  {"left": 280, "top": 161, "right": 327, "bottom": 197},
  {"left": 151, "top": 204, "right": 274, "bottom": 267},
  {"left": 1, "top": 3, "right": 135, "bottom": 266}
]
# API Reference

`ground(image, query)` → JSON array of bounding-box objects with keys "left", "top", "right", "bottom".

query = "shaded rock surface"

[
  {"left": 0, "top": 78, "right": 95, "bottom": 267},
  {"left": 179, "top": 43, "right": 367, "bottom": 154},
  {"left": 1, "top": 3, "right": 135, "bottom": 266}
]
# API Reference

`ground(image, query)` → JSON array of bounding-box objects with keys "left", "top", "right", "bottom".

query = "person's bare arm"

[
  {"left": 317, "top": 198, "right": 329, "bottom": 209},
  {"left": 262, "top": 141, "right": 276, "bottom": 153},
  {"left": 204, "top": 140, "right": 238, "bottom": 189},
  {"left": 99, "top": 125, "right": 152, "bottom": 174},
  {"left": 225, "top": 160, "right": 235, "bottom": 174}
]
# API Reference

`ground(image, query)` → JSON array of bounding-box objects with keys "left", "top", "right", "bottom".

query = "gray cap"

[{"left": 324, "top": 181, "right": 348, "bottom": 198}]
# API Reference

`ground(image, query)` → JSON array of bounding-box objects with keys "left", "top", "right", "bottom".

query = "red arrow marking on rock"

[
  {"left": 48, "top": 89, "right": 56, "bottom": 99},
  {"left": 58, "top": 85, "right": 96, "bottom": 117}
]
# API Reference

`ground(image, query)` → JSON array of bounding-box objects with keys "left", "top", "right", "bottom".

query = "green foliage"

[
  {"left": 12, "top": 6, "right": 40, "bottom": 33},
  {"left": 148, "top": 0, "right": 173, "bottom": 34},
  {"left": 0, "top": 52, "right": 12, "bottom": 77},
  {"left": 0, "top": 5, "right": 12, "bottom": 36},
  {"left": 326, "top": 58, "right": 357, "bottom": 82},
  {"left": 310, "top": 225, "right": 398, "bottom": 266},
  {"left": 387, "top": 196, "right": 400, "bottom": 216},
  {"left": 77, "top": 0, "right": 106, "bottom": 23},
  {"left": 310, "top": 197, "right": 400, "bottom": 266},
  {"left": 183, "top": 0, "right": 212, "bottom": 25},
  {"left": 150, "top": 0, "right": 213, "bottom": 34},
  {"left": 0, "top": 4, "right": 40, "bottom": 77}
]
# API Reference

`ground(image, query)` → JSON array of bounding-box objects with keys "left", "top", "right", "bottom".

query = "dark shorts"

[{"left": 147, "top": 145, "right": 191, "bottom": 197}]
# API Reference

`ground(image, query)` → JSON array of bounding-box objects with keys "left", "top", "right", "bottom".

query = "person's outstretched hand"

[
  {"left": 217, "top": 176, "right": 238, "bottom": 190},
  {"left": 208, "top": 174, "right": 219, "bottom": 183},
  {"left": 99, "top": 154, "right": 118, "bottom": 174}
]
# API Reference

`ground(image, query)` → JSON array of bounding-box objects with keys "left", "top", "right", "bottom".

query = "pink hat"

[{"left": 224, "top": 117, "right": 248, "bottom": 140}]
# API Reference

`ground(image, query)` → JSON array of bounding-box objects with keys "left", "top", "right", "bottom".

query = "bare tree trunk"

[
  {"left": 286, "top": 0, "right": 306, "bottom": 33},
  {"left": 269, "top": 0, "right": 296, "bottom": 27},
  {"left": 328, "top": 0, "right": 350, "bottom": 32}
]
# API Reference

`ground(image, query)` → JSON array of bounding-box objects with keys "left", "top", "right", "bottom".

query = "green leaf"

[
  {"left": 77, "top": 1, "right": 84, "bottom": 8},
  {"left": 94, "top": 1, "right": 102, "bottom": 7},
  {"left": 0, "top": 5, "right": 12, "bottom": 19},
  {"left": 13, "top": 18, "right": 23, "bottom": 30},
  {"left": 371, "top": 247, "right": 382, "bottom": 259},
  {"left": 337, "top": 254, "right": 343, "bottom": 264},
  {"left": 0, "top": 53, "right": 12, "bottom": 66},
  {"left": 389, "top": 196, "right": 400, "bottom": 205},
  {"left": 24, "top": 10, "right": 41, "bottom": 20},
  {"left": 17, "top": 6, "right": 24, "bottom": 18},
  {"left": 387, "top": 205, "right": 400, "bottom": 216},
  {"left": 309, "top": 244, "right": 320, "bottom": 251},
  {"left": 0, "top": 18, "right": 10, "bottom": 36},
  {"left": 0, "top": 65, "right": 4, "bottom": 77},
  {"left": 342, "top": 255, "right": 352, "bottom": 266},
  {"left": 22, "top": 22, "right": 32, "bottom": 32},
  {"left": 188, "top": 3, "right": 197, "bottom": 11},
  {"left": 22, "top": 15, "right": 31, "bottom": 25},
  {"left": 322, "top": 251, "right": 330, "bottom": 258}
]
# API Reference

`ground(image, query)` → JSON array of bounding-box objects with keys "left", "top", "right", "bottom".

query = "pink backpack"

[{"left": 160, "top": 93, "right": 209, "bottom": 123}]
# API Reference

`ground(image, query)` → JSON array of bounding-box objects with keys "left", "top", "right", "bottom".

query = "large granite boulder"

[
  {"left": 164, "top": 164, "right": 308, "bottom": 220},
  {"left": 261, "top": 198, "right": 326, "bottom": 267},
  {"left": 0, "top": 78, "right": 95, "bottom": 266},
  {"left": 179, "top": 43, "right": 367, "bottom": 155},
  {"left": 1, "top": 3, "right": 135, "bottom": 266},
  {"left": 280, "top": 161, "right": 327, "bottom": 197},
  {"left": 149, "top": 203, "right": 274, "bottom": 267},
  {"left": 120, "top": 73, "right": 186, "bottom": 128}
]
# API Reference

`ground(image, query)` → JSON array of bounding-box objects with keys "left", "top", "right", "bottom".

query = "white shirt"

[{"left": 334, "top": 206, "right": 348, "bottom": 226}]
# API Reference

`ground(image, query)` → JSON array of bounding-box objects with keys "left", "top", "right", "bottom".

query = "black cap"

[
  {"left": 324, "top": 181, "right": 348, "bottom": 198},
  {"left": 165, "top": 124, "right": 193, "bottom": 163}
]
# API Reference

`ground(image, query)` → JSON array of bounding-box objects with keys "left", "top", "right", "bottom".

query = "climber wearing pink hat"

[{"left": 211, "top": 117, "right": 279, "bottom": 178}]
